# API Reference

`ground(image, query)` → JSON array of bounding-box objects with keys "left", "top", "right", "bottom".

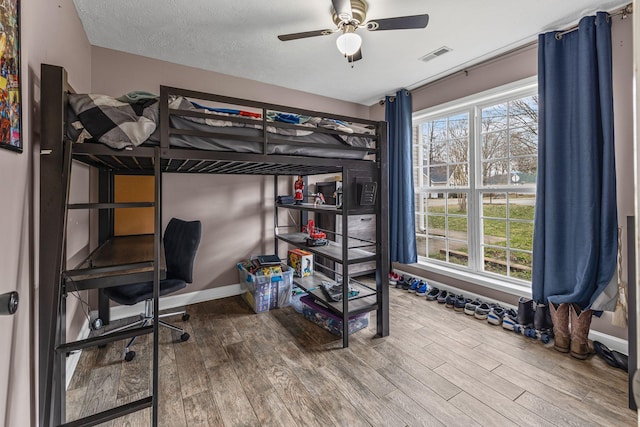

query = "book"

[{"left": 256, "top": 254, "right": 281, "bottom": 266}]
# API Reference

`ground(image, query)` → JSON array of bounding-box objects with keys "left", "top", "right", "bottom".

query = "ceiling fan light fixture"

[{"left": 336, "top": 32, "right": 362, "bottom": 56}]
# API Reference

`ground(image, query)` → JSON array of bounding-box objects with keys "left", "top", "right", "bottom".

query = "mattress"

[{"left": 148, "top": 115, "right": 373, "bottom": 160}]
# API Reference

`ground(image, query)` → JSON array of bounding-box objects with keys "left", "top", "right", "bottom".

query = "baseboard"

[
  {"left": 66, "top": 317, "right": 91, "bottom": 390},
  {"left": 394, "top": 269, "right": 629, "bottom": 355},
  {"left": 65, "top": 283, "right": 245, "bottom": 389},
  {"left": 109, "top": 283, "right": 245, "bottom": 322}
]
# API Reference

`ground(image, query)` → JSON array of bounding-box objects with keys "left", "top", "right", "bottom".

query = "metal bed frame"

[{"left": 39, "top": 63, "right": 389, "bottom": 427}]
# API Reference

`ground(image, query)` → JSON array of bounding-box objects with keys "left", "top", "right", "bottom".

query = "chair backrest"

[{"left": 163, "top": 218, "right": 202, "bottom": 283}]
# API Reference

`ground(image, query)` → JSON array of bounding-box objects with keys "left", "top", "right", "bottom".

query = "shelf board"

[
  {"left": 293, "top": 271, "right": 378, "bottom": 317},
  {"left": 275, "top": 202, "right": 376, "bottom": 216},
  {"left": 276, "top": 202, "right": 342, "bottom": 215},
  {"left": 67, "top": 202, "right": 155, "bottom": 210},
  {"left": 276, "top": 232, "right": 376, "bottom": 264}
]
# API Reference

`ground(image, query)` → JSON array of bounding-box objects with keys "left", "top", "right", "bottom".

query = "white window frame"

[{"left": 412, "top": 77, "right": 538, "bottom": 296}]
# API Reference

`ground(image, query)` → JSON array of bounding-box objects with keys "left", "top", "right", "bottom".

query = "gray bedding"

[
  {"left": 147, "top": 115, "right": 373, "bottom": 160},
  {"left": 67, "top": 93, "right": 376, "bottom": 160}
]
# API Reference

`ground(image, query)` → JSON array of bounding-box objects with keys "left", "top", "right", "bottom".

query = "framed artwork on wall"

[{"left": 0, "top": 0, "right": 20, "bottom": 153}]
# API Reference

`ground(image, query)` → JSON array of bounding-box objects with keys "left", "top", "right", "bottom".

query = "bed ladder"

[
  {"left": 40, "top": 142, "right": 162, "bottom": 427},
  {"left": 39, "top": 66, "right": 163, "bottom": 426}
]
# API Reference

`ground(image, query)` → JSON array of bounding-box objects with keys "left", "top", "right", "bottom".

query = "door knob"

[{"left": 0, "top": 291, "right": 18, "bottom": 315}]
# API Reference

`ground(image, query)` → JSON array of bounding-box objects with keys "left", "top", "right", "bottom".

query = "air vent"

[{"left": 419, "top": 46, "right": 452, "bottom": 63}]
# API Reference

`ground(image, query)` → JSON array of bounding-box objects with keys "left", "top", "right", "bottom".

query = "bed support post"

[
  {"left": 159, "top": 86, "right": 170, "bottom": 152},
  {"left": 39, "top": 64, "right": 69, "bottom": 427},
  {"left": 274, "top": 175, "right": 279, "bottom": 255},
  {"left": 377, "top": 120, "right": 390, "bottom": 337}
]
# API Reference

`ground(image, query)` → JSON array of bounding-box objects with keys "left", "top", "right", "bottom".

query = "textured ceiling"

[{"left": 73, "top": 0, "right": 629, "bottom": 106}]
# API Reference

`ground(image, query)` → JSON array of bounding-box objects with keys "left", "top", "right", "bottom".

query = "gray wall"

[{"left": 0, "top": 0, "right": 92, "bottom": 425}]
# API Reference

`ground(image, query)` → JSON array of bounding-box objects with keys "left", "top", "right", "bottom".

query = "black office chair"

[{"left": 104, "top": 217, "right": 202, "bottom": 361}]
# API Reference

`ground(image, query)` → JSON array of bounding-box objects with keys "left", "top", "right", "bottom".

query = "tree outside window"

[{"left": 414, "top": 87, "right": 538, "bottom": 284}]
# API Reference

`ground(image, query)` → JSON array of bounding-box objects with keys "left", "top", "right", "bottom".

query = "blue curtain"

[
  {"left": 532, "top": 12, "right": 618, "bottom": 311},
  {"left": 386, "top": 89, "right": 417, "bottom": 263}
]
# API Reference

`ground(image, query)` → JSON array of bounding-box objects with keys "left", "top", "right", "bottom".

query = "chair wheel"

[
  {"left": 180, "top": 332, "right": 190, "bottom": 342},
  {"left": 182, "top": 313, "right": 190, "bottom": 321},
  {"left": 124, "top": 351, "right": 136, "bottom": 362}
]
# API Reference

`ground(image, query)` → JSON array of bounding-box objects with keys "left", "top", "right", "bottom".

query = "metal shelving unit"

[{"left": 274, "top": 166, "right": 388, "bottom": 348}]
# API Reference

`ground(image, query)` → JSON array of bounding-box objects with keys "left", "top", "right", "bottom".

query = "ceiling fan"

[{"left": 277, "top": 0, "right": 429, "bottom": 63}]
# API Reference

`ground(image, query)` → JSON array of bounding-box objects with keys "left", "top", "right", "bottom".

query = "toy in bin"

[
  {"left": 302, "top": 219, "right": 327, "bottom": 246},
  {"left": 288, "top": 248, "right": 313, "bottom": 277},
  {"left": 300, "top": 294, "right": 369, "bottom": 337}
]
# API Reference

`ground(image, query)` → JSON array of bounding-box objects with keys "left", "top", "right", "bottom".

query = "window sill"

[{"left": 403, "top": 260, "right": 533, "bottom": 299}]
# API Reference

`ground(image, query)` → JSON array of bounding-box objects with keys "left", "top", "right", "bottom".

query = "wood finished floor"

[{"left": 67, "top": 286, "right": 636, "bottom": 426}]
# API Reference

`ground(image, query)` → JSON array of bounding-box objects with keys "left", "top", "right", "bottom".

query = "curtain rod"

[
  {"left": 377, "top": 3, "right": 632, "bottom": 105},
  {"left": 555, "top": 3, "right": 632, "bottom": 40}
]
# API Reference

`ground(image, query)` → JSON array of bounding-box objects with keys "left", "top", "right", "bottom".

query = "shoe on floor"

[
  {"left": 464, "top": 299, "right": 482, "bottom": 316},
  {"left": 593, "top": 341, "right": 628, "bottom": 372},
  {"left": 416, "top": 281, "right": 428, "bottom": 296},
  {"left": 474, "top": 303, "right": 491, "bottom": 320},
  {"left": 436, "top": 290, "right": 449, "bottom": 304},
  {"left": 454, "top": 296, "right": 472, "bottom": 312},
  {"left": 388, "top": 272, "right": 399, "bottom": 286},
  {"left": 488, "top": 306, "right": 506, "bottom": 325},
  {"left": 502, "top": 308, "right": 518, "bottom": 330},
  {"left": 408, "top": 279, "right": 420, "bottom": 293},
  {"left": 445, "top": 293, "right": 459, "bottom": 309},
  {"left": 402, "top": 277, "right": 414, "bottom": 291},
  {"left": 426, "top": 287, "right": 440, "bottom": 301},
  {"left": 517, "top": 297, "right": 534, "bottom": 326},
  {"left": 396, "top": 275, "right": 407, "bottom": 289}
]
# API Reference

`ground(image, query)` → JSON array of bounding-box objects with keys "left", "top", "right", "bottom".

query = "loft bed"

[
  {"left": 64, "top": 79, "right": 381, "bottom": 175},
  {"left": 39, "top": 63, "right": 389, "bottom": 427}
]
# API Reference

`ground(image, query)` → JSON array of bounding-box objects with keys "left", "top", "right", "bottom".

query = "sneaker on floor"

[
  {"left": 396, "top": 275, "right": 407, "bottom": 289},
  {"left": 388, "top": 272, "right": 399, "bottom": 286},
  {"left": 426, "top": 287, "right": 440, "bottom": 301},
  {"left": 402, "top": 277, "right": 414, "bottom": 291},
  {"left": 445, "top": 293, "right": 459, "bottom": 309},
  {"left": 488, "top": 306, "right": 506, "bottom": 325},
  {"left": 454, "top": 296, "right": 472, "bottom": 312},
  {"left": 464, "top": 299, "right": 482, "bottom": 316},
  {"left": 436, "top": 290, "right": 449, "bottom": 304},
  {"left": 416, "top": 281, "right": 428, "bottom": 296},
  {"left": 408, "top": 279, "right": 421, "bottom": 293},
  {"left": 502, "top": 308, "right": 518, "bottom": 330},
  {"left": 474, "top": 303, "right": 491, "bottom": 320}
]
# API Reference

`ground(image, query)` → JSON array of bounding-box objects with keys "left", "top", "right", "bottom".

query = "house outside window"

[{"left": 413, "top": 79, "right": 538, "bottom": 286}]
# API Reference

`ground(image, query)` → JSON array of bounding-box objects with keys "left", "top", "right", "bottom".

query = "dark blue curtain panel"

[
  {"left": 532, "top": 12, "right": 618, "bottom": 310},
  {"left": 386, "top": 89, "right": 417, "bottom": 264}
]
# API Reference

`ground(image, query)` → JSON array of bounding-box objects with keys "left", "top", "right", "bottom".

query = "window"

[{"left": 413, "top": 80, "right": 538, "bottom": 284}]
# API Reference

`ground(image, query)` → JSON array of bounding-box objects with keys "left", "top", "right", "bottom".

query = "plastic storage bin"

[
  {"left": 290, "top": 287, "right": 308, "bottom": 313},
  {"left": 300, "top": 294, "right": 370, "bottom": 336},
  {"left": 237, "top": 263, "right": 293, "bottom": 313}
]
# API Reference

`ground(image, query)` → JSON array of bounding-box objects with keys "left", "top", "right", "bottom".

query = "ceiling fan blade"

[
  {"left": 348, "top": 48, "right": 363, "bottom": 63},
  {"left": 366, "top": 14, "right": 429, "bottom": 31},
  {"left": 277, "top": 29, "right": 335, "bottom": 41},
  {"left": 332, "top": 0, "right": 353, "bottom": 21}
]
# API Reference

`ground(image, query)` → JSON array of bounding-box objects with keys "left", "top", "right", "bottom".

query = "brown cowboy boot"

[
  {"left": 569, "top": 304, "right": 593, "bottom": 360},
  {"left": 548, "top": 302, "right": 570, "bottom": 353}
]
